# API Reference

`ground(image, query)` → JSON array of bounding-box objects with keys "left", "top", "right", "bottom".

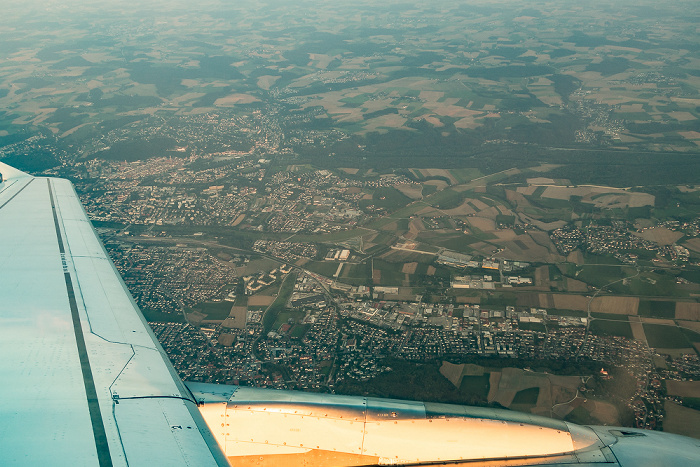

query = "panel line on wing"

[
  {"left": 49, "top": 184, "right": 136, "bottom": 346},
  {"left": 108, "top": 344, "right": 136, "bottom": 397},
  {"left": 48, "top": 179, "right": 114, "bottom": 467},
  {"left": 110, "top": 402, "right": 129, "bottom": 466},
  {"left": 0, "top": 178, "right": 33, "bottom": 211},
  {"left": 0, "top": 178, "right": 17, "bottom": 195}
]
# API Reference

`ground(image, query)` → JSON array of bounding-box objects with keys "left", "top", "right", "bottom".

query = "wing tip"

[{"left": 0, "top": 161, "right": 32, "bottom": 183}]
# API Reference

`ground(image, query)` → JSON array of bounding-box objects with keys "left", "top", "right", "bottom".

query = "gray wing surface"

[{"left": 0, "top": 162, "right": 228, "bottom": 466}]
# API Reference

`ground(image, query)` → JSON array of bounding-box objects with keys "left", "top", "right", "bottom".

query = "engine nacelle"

[{"left": 187, "top": 383, "right": 629, "bottom": 466}]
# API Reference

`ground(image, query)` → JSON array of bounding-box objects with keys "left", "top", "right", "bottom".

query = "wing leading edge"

[{"left": 0, "top": 162, "right": 228, "bottom": 466}]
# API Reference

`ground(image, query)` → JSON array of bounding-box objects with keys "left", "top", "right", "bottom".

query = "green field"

[
  {"left": 682, "top": 397, "right": 700, "bottom": 411},
  {"left": 609, "top": 272, "right": 684, "bottom": 297},
  {"left": 512, "top": 387, "right": 540, "bottom": 405},
  {"left": 263, "top": 272, "right": 298, "bottom": 332},
  {"left": 590, "top": 313, "right": 628, "bottom": 321},
  {"left": 335, "top": 360, "right": 490, "bottom": 406},
  {"left": 681, "top": 328, "right": 700, "bottom": 344},
  {"left": 195, "top": 301, "right": 234, "bottom": 320},
  {"left": 510, "top": 388, "right": 540, "bottom": 413},
  {"left": 450, "top": 168, "right": 483, "bottom": 184},
  {"left": 273, "top": 309, "right": 306, "bottom": 332},
  {"left": 590, "top": 319, "right": 633, "bottom": 339},
  {"left": 574, "top": 264, "right": 629, "bottom": 289},
  {"left": 289, "top": 324, "right": 309, "bottom": 339},
  {"left": 422, "top": 184, "right": 438, "bottom": 196},
  {"left": 360, "top": 187, "right": 413, "bottom": 213},
  {"left": 547, "top": 309, "right": 588, "bottom": 318},
  {"left": 143, "top": 309, "right": 185, "bottom": 323},
  {"left": 427, "top": 235, "right": 477, "bottom": 254},
  {"left": 340, "top": 262, "right": 372, "bottom": 286},
  {"left": 483, "top": 293, "right": 517, "bottom": 307},
  {"left": 519, "top": 322, "right": 547, "bottom": 333},
  {"left": 304, "top": 260, "right": 346, "bottom": 277},
  {"left": 425, "top": 188, "right": 463, "bottom": 210},
  {"left": 292, "top": 228, "right": 375, "bottom": 244},
  {"left": 565, "top": 406, "right": 596, "bottom": 425},
  {"left": 373, "top": 258, "right": 408, "bottom": 285},
  {"left": 679, "top": 270, "right": 700, "bottom": 284},
  {"left": 643, "top": 324, "right": 691, "bottom": 349},
  {"left": 459, "top": 375, "right": 491, "bottom": 400},
  {"left": 638, "top": 300, "right": 676, "bottom": 319}
]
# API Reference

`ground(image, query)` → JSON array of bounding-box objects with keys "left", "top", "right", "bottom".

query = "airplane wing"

[
  {"left": 2, "top": 161, "right": 699, "bottom": 466},
  {"left": 0, "top": 162, "right": 228, "bottom": 466}
]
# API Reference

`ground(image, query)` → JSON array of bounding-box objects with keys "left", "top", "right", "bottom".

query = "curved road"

[{"left": 575, "top": 267, "right": 641, "bottom": 359}]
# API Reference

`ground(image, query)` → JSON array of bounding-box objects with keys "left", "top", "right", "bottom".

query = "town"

[{"left": 105, "top": 235, "right": 699, "bottom": 431}]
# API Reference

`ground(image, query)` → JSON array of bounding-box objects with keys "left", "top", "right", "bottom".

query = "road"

[{"left": 576, "top": 267, "right": 641, "bottom": 359}]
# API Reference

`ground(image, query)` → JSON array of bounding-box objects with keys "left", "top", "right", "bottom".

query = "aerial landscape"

[{"left": 2, "top": 0, "right": 700, "bottom": 441}]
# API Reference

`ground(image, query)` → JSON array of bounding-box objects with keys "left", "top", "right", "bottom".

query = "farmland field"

[
  {"left": 663, "top": 402, "right": 700, "bottom": 439},
  {"left": 590, "top": 320, "right": 633, "bottom": 339},
  {"left": 643, "top": 324, "right": 691, "bottom": 349}
]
